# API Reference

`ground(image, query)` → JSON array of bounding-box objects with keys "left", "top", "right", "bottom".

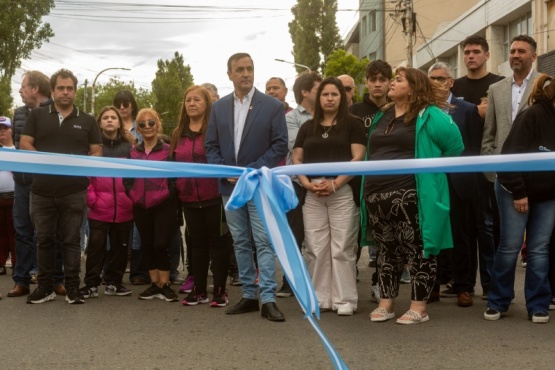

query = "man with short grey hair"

[
  {"left": 428, "top": 62, "right": 483, "bottom": 308},
  {"left": 201, "top": 83, "right": 219, "bottom": 102},
  {"left": 338, "top": 74, "right": 356, "bottom": 107}
]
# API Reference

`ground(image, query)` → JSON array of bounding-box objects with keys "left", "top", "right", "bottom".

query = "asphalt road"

[{"left": 0, "top": 253, "right": 553, "bottom": 370}]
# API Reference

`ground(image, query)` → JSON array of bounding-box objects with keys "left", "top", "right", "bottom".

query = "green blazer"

[{"left": 360, "top": 105, "right": 464, "bottom": 257}]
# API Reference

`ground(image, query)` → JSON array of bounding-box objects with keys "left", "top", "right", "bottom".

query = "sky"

[{"left": 13, "top": 0, "right": 360, "bottom": 108}]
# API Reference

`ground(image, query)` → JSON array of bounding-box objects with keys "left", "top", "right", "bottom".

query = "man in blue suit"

[
  {"left": 205, "top": 52, "right": 288, "bottom": 321},
  {"left": 428, "top": 62, "right": 483, "bottom": 307}
]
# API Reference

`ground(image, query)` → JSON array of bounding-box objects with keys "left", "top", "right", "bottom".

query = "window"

[
  {"left": 368, "top": 11, "right": 377, "bottom": 33},
  {"left": 503, "top": 12, "right": 532, "bottom": 61},
  {"left": 362, "top": 16, "right": 367, "bottom": 35},
  {"left": 368, "top": 52, "right": 376, "bottom": 62}
]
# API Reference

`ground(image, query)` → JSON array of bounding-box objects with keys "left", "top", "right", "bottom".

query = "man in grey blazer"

[
  {"left": 481, "top": 35, "right": 540, "bottom": 321},
  {"left": 481, "top": 35, "right": 539, "bottom": 167},
  {"left": 205, "top": 52, "right": 288, "bottom": 321}
]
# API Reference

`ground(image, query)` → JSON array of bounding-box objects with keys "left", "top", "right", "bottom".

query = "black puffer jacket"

[
  {"left": 499, "top": 97, "right": 555, "bottom": 201},
  {"left": 12, "top": 98, "right": 52, "bottom": 185}
]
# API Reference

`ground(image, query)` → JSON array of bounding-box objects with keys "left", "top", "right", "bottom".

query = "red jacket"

[{"left": 174, "top": 131, "right": 220, "bottom": 204}]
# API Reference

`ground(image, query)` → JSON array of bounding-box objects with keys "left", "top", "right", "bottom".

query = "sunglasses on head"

[
  {"left": 115, "top": 101, "right": 130, "bottom": 109},
  {"left": 138, "top": 119, "right": 156, "bottom": 128},
  {"left": 343, "top": 86, "right": 354, "bottom": 92}
]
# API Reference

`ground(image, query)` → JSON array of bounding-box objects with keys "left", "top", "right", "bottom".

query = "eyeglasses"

[
  {"left": 384, "top": 118, "right": 395, "bottom": 135},
  {"left": 343, "top": 86, "right": 354, "bottom": 92},
  {"left": 115, "top": 101, "right": 130, "bottom": 109},
  {"left": 138, "top": 119, "right": 156, "bottom": 128},
  {"left": 429, "top": 76, "right": 450, "bottom": 83}
]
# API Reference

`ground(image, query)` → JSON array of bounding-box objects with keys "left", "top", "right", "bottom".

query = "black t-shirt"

[
  {"left": 451, "top": 73, "right": 505, "bottom": 105},
  {"left": 294, "top": 115, "right": 366, "bottom": 172},
  {"left": 22, "top": 104, "right": 102, "bottom": 197},
  {"left": 350, "top": 94, "right": 383, "bottom": 134},
  {"left": 364, "top": 108, "right": 416, "bottom": 195}
]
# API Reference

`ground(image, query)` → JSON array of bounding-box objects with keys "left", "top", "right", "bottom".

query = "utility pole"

[
  {"left": 83, "top": 79, "right": 88, "bottom": 113},
  {"left": 402, "top": 0, "right": 415, "bottom": 67}
]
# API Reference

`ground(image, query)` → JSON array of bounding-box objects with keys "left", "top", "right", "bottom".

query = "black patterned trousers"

[{"left": 365, "top": 188, "right": 437, "bottom": 301}]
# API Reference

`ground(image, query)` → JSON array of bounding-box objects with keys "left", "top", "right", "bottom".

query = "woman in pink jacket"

[
  {"left": 171, "top": 85, "right": 230, "bottom": 307},
  {"left": 79, "top": 106, "right": 133, "bottom": 298}
]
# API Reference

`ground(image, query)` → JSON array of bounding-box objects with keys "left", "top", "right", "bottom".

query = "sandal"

[
  {"left": 369, "top": 307, "right": 395, "bottom": 322},
  {"left": 396, "top": 310, "right": 430, "bottom": 325}
]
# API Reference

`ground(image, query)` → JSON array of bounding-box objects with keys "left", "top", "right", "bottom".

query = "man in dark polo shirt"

[{"left": 20, "top": 69, "right": 102, "bottom": 304}]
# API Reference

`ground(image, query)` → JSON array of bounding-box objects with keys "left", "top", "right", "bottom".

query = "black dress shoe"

[
  {"left": 225, "top": 298, "right": 259, "bottom": 315},
  {"left": 261, "top": 302, "right": 285, "bottom": 322}
]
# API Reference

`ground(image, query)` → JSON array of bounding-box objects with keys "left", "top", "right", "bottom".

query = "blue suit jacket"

[
  {"left": 205, "top": 88, "right": 288, "bottom": 195},
  {"left": 448, "top": 97, "right": 483, "bottom": 200}
]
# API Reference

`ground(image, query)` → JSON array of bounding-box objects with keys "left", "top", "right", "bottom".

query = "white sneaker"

[
  {"left": 371, "top": 284, "right": 381, "bottom": 303},
  {"left": 337, "top": 306, "right": 354, "bottom": 316}
]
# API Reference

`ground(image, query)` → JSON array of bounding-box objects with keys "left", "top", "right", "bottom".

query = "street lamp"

[
  {"left": 90, "top": 67, "right": 131, "bottom": 115},
  {"left": 274, "top": 59, "right": 311, "bottom": 72}
]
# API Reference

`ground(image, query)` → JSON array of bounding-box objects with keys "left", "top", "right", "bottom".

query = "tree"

[
  {"left": 74, "top": 79, "right": 156, "bottom": 116},
  {"left": 151, "top": 52, "right": 194, "bottom": 135},
  {"left": 0, "top": 0, "right": 54, "bottom": 115},
  {"left": 289, "top": 0, "right": 343, "bottom": 73},
  {"left": 323, "top": 49, "right": 369, "bottom": 102}
]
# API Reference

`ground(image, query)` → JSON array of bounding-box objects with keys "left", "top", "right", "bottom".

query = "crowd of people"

[{"left": 1, "top": 33, "right": 554, "bottom": 325}]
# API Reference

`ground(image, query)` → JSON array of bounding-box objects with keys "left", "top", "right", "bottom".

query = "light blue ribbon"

[{"left": 3, "top": 148, "right": 555, "bottom": 370}]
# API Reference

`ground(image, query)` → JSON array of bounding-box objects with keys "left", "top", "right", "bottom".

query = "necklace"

[
  {"left": 322, "top": 125, "right": 333, "bottom": 138},
  {"left": 320, "top": 120, "right": 335, "bottom": 138}
]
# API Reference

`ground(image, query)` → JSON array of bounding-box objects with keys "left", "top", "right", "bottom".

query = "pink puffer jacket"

[
  {"left": 174, "top": 132, "right": 220, "bottom": 203},
  {"left": 87, "top": 135, "right": 133, "bottom": 223}
]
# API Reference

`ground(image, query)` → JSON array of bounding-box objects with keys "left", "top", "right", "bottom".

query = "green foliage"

[
  {"left": 0, "top": 0, "right": 54, "bottom": 115},
  {"left": 0, "top": 79, "right": 13, "bottom": 116},
  {"left": 151, "top": 52, "right": 194, "bottom": 135},
  {"left": 324, "top": 49, "right": 369, "bottom": 101},
  {"left": 289, "top": 0, "right": 342, "bottom": 74},
  {"left": 75, "top": 79, "right": 156, "bottom": 117}
]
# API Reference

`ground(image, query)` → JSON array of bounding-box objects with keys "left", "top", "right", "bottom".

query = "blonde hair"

[{"left": 136, "top": 108, "right": 163, "bottom": 134}]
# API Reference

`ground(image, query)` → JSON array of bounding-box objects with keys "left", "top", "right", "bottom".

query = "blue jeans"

[
  {"left": 12, "top": 183, "right": 37, "bottom": 287},
  {"left": 488, "top": 180, "right": 555, "bottom": 315},
  {"left": 222, "top": 195, "right": 277, "bottom": 304},
  {"left": 30, "top": 191, "right": 86, "bottom": 290}
]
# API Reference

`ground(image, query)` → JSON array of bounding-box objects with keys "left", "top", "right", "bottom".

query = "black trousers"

[
  {"left": 133, "top": 200, "right": 177, "bottom": 271},
  {"left": 84, "top": 219, "right": 132, "bottom": 287},
  {"left": 366, "top": 188, "right": 437, "bottom": 301},
  {"left": 448, "top": 179, "right": 474, "bottom": 293},
  {"left": 182, "top": 203, "right": 230, "bottom": 293}
]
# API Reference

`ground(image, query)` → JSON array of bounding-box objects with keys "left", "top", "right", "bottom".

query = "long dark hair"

[
  {"left": 311, "top": 76, "right": 351, "bottom": 132},
  {"left": 170, "top": 85, "right": 212, "bottom": 156},
  {"left": 96, "top": 106, "right": 131, "bottom": 143},
  {"left": 113, "top": 90, "right": 139, "bottom": 120}
]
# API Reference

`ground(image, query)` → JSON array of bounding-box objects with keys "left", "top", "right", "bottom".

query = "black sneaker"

[
  {"left": 159, "top": 283, "right": 178, "bottom": 302},
  {"left": 26, "top": 286, "right": 56, "bottom": 304},
  {"left": 139, "top": 283, "right": 162, "bottom": 300},
  {"left": 277, "top": 285, "right": 293, "bottom": 298},
  {"left": 78, "top": 286, "right": 99, "bottom": 299},
  {"left": 66, "top": 289, "right": 85, "bottom": 304},
  {"left": 210, "top": 288, "right": 229, "bottom": 307},
  {"left": 182, "top": 289, "right": 209, "bottom": 306},
  {"left": 531, "top": 312, "right": 549, "bottom": 323},
  {"left": 484, "top": 308, "right": 501, "bottom": 321},
  {"left": 105, "top": 284, "right": 132, "bottom": 296}
]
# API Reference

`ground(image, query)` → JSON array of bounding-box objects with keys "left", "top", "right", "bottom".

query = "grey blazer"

[{"left": 481, "top": 69, "right": 539, "bottom": 182}]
